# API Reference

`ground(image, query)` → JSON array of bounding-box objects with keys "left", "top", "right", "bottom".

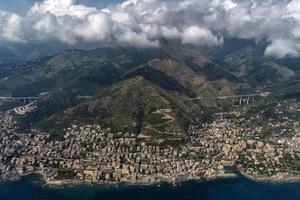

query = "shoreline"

[
  {"left": 239, "top": 171, "right": 300, "bottom": 184},
  {"left": 3, "top": 170, "right": 300, "bottom": 188},
  {"left": 39, "top": 172, "right": 300, "bottom": 187},
  {"left": 42, "top": 171, "right": 240, "bottom": 187}
]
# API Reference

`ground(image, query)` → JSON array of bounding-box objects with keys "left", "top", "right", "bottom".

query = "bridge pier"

[{"left": 246, "top": 96, "right": 250, "bottom": 104}]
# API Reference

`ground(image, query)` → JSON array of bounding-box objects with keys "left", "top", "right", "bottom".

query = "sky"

[{"left": 0, "top": 0, "right": 300, "bottom": 58}]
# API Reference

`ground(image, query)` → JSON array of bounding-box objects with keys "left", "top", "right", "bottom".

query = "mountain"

[
  {"left": 0, "top": 39, "right": 299, "bottom": 141},
  {"left": 0, "top": 42, "right": 77, "bottom": 64},
  {"left": 205, "top": 39, "right": 299, "bottom": 87},
  {"left": 35, "top": 77, "right": 199, "bottom": 143}
]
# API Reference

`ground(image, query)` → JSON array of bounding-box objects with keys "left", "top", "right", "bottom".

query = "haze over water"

[{"left": 1, "top": 176, "right": 300, "bottom": 200}]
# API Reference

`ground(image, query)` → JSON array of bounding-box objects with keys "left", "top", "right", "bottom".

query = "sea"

[{"left": 0, "top": 175, "right": 300, "bottom": 200}]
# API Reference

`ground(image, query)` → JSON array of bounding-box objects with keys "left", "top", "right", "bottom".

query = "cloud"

[
  {"left": 265, "top": 38, "right": 300, "bottom": 58},
  {"left": 181, "top": 26, "right": 223, "bottom": 46},
  {"left": 1, "top": 0, "right": 300, "bottom": 57},
  {"left": 0, "top": 10, "right": 23, "bottom": 42}
]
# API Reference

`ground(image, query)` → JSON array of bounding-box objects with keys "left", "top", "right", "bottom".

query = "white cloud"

[
  {"left": 0, "top": 0, "right": 300, "bottom": 57},
  {"left": 181, "top": 26, "right": 223, "bottom": 46},
  {"left": 265, "top": 38, "right": 300, "bottom": 58},
  {"left": 286, "top": 0, "right": 300, "bottom": 20},
  {"left": 222, "top": 0, "right": 238, "bottom": 11},
  {"left": 74, "top": 13, "right": 111, "bottom": 42},
  {"left": 0, "top": 11, "right": 23, "bottom": 42},
  {"left": 29, "top": 0, "right": 96, "bottom": 17}
]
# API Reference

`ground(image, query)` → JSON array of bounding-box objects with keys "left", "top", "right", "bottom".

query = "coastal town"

[{"left": 0, "top": 99, "right": 299, "bottom": 185}]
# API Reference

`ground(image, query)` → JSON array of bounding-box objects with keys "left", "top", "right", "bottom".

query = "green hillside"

[{"left": 0, "top": 39, "right": 299, "bottom": 141}]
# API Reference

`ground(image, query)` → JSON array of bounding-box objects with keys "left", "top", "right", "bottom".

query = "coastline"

[
  {"left": 0, "top": 171, "right": 300, "bottom": 188},
  {"left": 42, "top": 171, "right": 241, "bottom": 188},
  {"left": 2, "top": 172, "right": 300, "bottom": 200},
  {"left": 239, "top": 171, "right": 300, "bottom": 184},
  {"left": 2, "top": 169, "right": 300, "bottom": 188},
  {"left": 40, "top": 171, "right": 300, "bottom": 187},
  {"left": 0, "top": 172, "right": 237, "bottom": 188}
]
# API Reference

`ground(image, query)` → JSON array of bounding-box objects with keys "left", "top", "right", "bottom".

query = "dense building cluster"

[{"left": 0, "top": 99, "right": 299, "bottom": 185}]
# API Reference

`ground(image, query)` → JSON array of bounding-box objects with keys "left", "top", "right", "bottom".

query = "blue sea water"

[{"left": 0, "top": 176, "right": 300, "bottom": 200}]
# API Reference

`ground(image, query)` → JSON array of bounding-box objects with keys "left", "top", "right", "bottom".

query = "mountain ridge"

[{"left": 0, "top": 39, "right": 299, "bottom": 139}]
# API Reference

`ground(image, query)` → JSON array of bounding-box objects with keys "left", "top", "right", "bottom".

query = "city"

[{"left": 0, "top": 99, "right": 299, "bottom": 186}]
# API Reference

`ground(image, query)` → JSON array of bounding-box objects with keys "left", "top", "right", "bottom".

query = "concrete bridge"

[
  {"left": 0, "top": 96, "right": 40, "bottom": 104},
  {"left": 189, "top": 92, "right": 271, "bottom": 105}
]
